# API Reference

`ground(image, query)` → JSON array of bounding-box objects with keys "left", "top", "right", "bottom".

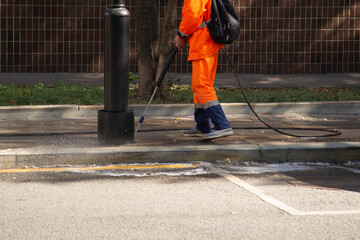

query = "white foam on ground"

[
  {"left": 70, "top": 164, "right": 208, "bottom": 177},
  {"left": 97, "top": 167, "right": 208, "bottom": 177},
  {"left": 65, "top": 162, "right": 359, "bottom": 177}
]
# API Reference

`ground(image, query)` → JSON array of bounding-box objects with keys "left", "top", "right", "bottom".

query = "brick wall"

[{"left": 0, "top": 0, "right": 359, "bottom": 74}]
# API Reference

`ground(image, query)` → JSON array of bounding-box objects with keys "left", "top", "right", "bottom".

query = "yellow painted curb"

[{"left": 0, "top": 163, "right": 199, "bottom": 174}]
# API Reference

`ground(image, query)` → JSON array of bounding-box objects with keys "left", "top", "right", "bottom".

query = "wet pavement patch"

[
  {"left": 0, "top": 163, "right": 208, "bottom": 182},
  {"left": 0, "top": 163, "right": 200, "bottom": 174},
  {"left": 286, "top": 168, "right": 360, "bottom": 192},
  {"left": 217, "top": 162, "right": 360, "bottom": 193}
]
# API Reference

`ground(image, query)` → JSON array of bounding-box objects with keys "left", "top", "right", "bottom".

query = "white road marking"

[{"left": 201, "top": 162, "right": 360, "bottom": 216}]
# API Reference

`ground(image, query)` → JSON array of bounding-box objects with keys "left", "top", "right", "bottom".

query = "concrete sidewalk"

[{"left": 0, "top": 102, "right": 359, "bottom": 169}]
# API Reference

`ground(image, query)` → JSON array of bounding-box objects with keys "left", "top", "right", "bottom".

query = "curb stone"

[{"left": 1, "top": 142, "right": 359, "bottom": 169}]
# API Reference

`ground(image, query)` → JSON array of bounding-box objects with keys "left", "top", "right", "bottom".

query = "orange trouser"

[{"left": 192, "top": 52, "right": 219, "bottom": 107}]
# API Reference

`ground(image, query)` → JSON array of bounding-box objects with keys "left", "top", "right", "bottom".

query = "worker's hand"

[{"left": 174, "top": 36, "right": 186, "bottom": 50}]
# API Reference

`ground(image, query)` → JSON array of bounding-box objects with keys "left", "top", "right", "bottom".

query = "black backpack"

[{"left": 205, "top": 0, "right": 240, "bottom": 44}]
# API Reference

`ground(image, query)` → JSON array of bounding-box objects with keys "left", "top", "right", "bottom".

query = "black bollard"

[{"left": 98, "top": 0, "right": 134, "bottom": 145}]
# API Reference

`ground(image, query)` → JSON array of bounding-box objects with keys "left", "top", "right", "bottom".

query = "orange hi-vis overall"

[
  {"left": 178, "top": 0, "right": 231, "bottom": 132},
  {"left": 178, "top": 0, "right": 222, "bottom": 106}
]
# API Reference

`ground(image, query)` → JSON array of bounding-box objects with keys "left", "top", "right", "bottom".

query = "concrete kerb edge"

[
  {"left": 0, "top": 101, "right": 359, "bottom": 120},
  {"left": 0, "top": 144, "right": 260, "bottom": 169},
  {"left": 1, "top": 142, "right": 360, "bottom": 169}
]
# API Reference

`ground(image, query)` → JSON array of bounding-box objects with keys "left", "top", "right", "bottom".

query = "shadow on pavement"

[{"left": 285, "top": 167, "right": 360, "bottom": 193}]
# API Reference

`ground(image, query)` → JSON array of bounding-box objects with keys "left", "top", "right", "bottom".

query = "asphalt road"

[{"left": 1, "top": 162, "right": 360, "bottom": 240}]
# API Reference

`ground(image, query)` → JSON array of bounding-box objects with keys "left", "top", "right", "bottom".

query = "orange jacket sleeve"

[{"left": 178, "top": 0, "right": 208, "bottom": 38}]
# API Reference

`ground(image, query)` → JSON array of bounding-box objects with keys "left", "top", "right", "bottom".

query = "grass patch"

[
  {"left": 0, "top": 82, "right": 359, "bottom": 106},
  {"left": 0, "top": 83, "right": 104, "bottom": 105}
]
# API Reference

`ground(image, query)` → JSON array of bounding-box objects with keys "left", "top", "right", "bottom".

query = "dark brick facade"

[{"left": 0, "top": 0, "right": 359, "bottom": 74}]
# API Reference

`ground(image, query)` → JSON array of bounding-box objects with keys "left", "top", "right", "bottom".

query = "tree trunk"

[
  {"left": 136, "top": 0, "right": 158, "bottom": 98},
  {"left": 155, "top": 0, "right": 178, "bottom": 98}
]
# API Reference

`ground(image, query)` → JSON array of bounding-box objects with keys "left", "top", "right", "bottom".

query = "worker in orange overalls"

[{"left": 174, "top": 0, "right": 233, "bottom": 140}]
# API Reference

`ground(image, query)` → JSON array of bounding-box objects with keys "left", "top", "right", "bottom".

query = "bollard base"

[{"left": 98, "top": 109, "right": 134, "bottom": 145}]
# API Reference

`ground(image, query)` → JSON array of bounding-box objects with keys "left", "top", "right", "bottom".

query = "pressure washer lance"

[{"left": 135, "top": 47, "right": 178, "bottom": 136}]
